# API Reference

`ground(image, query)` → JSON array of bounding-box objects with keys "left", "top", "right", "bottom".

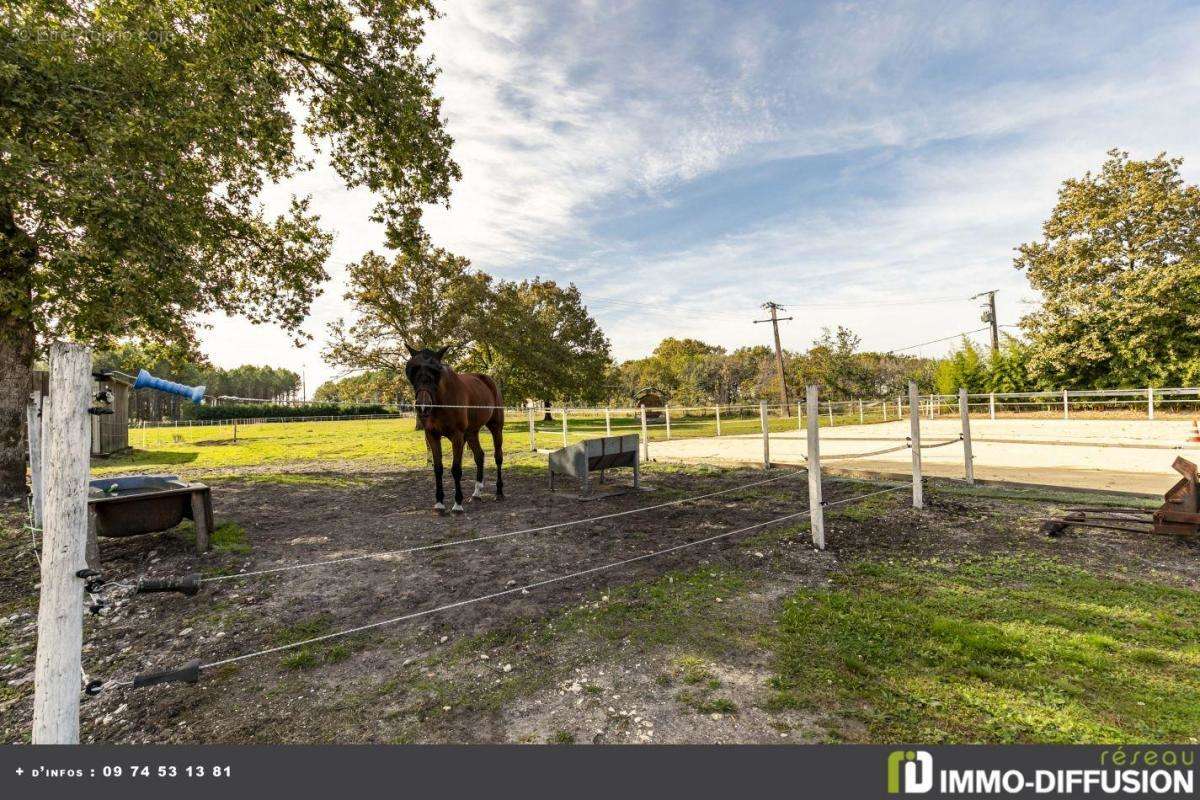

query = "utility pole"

[
  {"left": 971, "top": 290, "right": 999, "bottom": 355},
  {"left": 754, "top": 302, "right": 794, "bottom": 416}
]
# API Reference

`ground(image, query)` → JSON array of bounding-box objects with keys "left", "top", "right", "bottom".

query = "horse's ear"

[
  {"left": 435, "top": 345, "right": 452, "bottom": 362},
  {"left": 406, "top": 343, "right": 418, "bottom": 357}
]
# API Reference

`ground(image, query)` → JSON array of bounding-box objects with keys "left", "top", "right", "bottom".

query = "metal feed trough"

[{"left": 548, "top": 434, "right": 640, "bottom": 498}]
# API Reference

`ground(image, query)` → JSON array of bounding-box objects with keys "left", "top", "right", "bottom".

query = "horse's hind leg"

[
  {"left": 467, "top": 431, "right": 487, "bottom": 500},
  {"left": 449, "top": 432, "right": 466, "bottom": 513},
  {"left": 487, "top": 418, "right": 504, "bottom": 499}
]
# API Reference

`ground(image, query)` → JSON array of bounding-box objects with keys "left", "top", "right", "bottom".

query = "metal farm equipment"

[{"left": 1040, "top": 456, "right": 1200, "bottom": 539}]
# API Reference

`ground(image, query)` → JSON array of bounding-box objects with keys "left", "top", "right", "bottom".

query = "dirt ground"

[
  {"left": 651, "top": 418, "right": 1200, "bottom": 494},
  {"left": 2, "top": 462, "right": 1198, "bottom": 744}
]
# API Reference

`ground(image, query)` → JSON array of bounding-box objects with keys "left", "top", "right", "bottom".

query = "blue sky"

[{"left": 202, "top": 0, "right": 1200, "bottom": 391}]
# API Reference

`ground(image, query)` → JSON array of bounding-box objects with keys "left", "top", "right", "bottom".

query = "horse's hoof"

[
  {"left": 451, "top": 503, "right": 464, "bottom": 513},
  {"left": 471, "top": 484, "right": 485, "bottom": 500},
  {"left": 433, "top": 502, "right": 446, "bottom": 513}
]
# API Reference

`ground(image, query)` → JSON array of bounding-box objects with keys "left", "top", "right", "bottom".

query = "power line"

[{"left": 886, "top": 324, "right": 1017, "bottom": 355}]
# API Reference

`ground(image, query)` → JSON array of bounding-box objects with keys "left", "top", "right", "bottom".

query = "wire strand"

[
  {"left": 199, "top": 469, "right": 807, "bottom": 583},
  {"left": 199, "top": 485, "right": 906, "bottom": 672}
]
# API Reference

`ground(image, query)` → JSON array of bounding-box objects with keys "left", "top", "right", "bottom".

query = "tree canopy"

[
  {"left": 324, "top": 238, "right": 614, "bottom": 404},
  {"left": 0, "top": 0, "right": 460, "bottom": 491},
  {"left": 1016, "top": 150, "right": 1200, "bottom": 387}
]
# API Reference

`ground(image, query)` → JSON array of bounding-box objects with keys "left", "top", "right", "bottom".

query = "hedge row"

[{"left": 189, "top": 403, "right": 391, "bottom": 421}]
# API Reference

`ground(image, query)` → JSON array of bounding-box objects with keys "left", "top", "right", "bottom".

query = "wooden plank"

[
  {"left": 806, "top": 385, "right": 824, "bottom": 549},
  {"left": 908, "top": 381, "right": 923, "bottom": 509},
  {"left": 33, "top": 342, "right": 92, "bottom": 744}
]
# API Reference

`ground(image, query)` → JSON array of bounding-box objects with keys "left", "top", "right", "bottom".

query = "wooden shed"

[
  {"left": 31, "top": 369, "right": 132, "bottom": 457},
  {"left": 634, "top": 387, "right": 667, "bottom": 420}
]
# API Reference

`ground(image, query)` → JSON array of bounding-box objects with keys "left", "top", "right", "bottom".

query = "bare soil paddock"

[{"left": 2, "top": 461, "right": 1198, "bottom": 744}]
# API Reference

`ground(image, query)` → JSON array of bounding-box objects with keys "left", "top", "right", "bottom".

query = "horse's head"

[{"left": 405, "top": 345, "right": 451, "bottom": 418}]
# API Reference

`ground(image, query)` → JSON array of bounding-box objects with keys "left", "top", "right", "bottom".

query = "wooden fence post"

[
  {"left": 1148, "top": 387, "right": 1155, "bottom": 420},
  {"left": 897, "top": 396, "right": 902, "bottom": 420},
  {"left": 664, "top": 403, "right": 671, "bottom": 440},
  {"left": 759, "top": 401, "right": 770, "bottom": 470},
  {"left": 882, "top": 398, "right": 888, "bottom": 422},
  {"left": 605, "top": 406, "right": 611, "bottom": 436},
  {"left": 33, "top": 342, "right": 92, "bottom": 744},
  {"left": 806, "top": 385, "right": 824, "bottom": 549},
  {"left": 908, "top": 381, "right": 923, "bottom": 510},
  {"left": 826, "top": 401, "right": 833, "bottom": 426},
  {"left": 640, "top": 406, "right": 649, "bottom": 462},
  {"left": 715, "top": 404, "right": 721, "bottom": 436},
  {"left": 528, "top": 406, "right": 536, "bottom": 452},
  {"left": 989, "top": 392, "right": 996, "bottom": 420},
  {"left": 26, "top": 391, "right": 44, "bottom": 529},
  {"left": 1062, "top": 389, "right": 1069, "bottom": 421},
  {"left": 959, "top": 387, "right": 974, "bottom": 485},
  {"left": 858, "top": 398, "right": 864, "bottom": 425},
  {"left": 561, "top": 407, "right": 569, "bottom": 446}
]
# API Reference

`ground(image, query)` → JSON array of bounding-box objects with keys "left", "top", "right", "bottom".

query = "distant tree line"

[{"left": 93, "top": 342, "right": 301, "bottom": 421}]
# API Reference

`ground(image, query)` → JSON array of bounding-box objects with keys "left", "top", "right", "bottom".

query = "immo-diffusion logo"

[{"left": 888, "top": 750, "right": 934, "bottom": 794}]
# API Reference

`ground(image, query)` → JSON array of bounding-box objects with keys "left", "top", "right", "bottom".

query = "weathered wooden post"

[
  {"left": 715, "top": 404, "right": 722, "bottom": 437},
  {"left": 1062, "top": 389, "right": 1069, "bottom": 421},
  {"left": 989, "top": 392, "right": 996, "bottom": 420},
  {"left": 664, "top": 403, "right": 671, "bottom": 440},
  {"left": 806, "top": 385, "right": 824, "bottom": 549},
  {"left": 640, "top": 406, "right": 649, "bottom": 462},
  {"left": 897, "top": 396, "right": 902, "bottom": 420},
  {"left": 882, "top": 398, "right": 888, "bottom": 422},
  {"left": 826, "top": 401, "right": 833, "bottom": 426},
  {"left": 1148, "top": 387, "right": 1155, "bottom": 420},
  {"left": 959, "top": 387, "right": 974, "bottom": 485},
  {"left": 908, "top": 381, "right": 923, "bottom": 509},
  {"left": 528, "top": 406, "right": 536, "bottom": 452},
  {"left": 26, "top": 391, "right": 44, "bottom": 529},
  {"left": 561, "top": 407, "right": 569, "bottom": 446},
  {"left": 858, "top": 398, "right": 864, "bottom": 425},
  {"left": 605, "top": 406, "right": 611, "bottom": 436},
  {"left": 33, "top": 342, "right": 92, "bottom": 745},
  {"left": 759, "top": 400, "right": 770, "bottom": 470}
]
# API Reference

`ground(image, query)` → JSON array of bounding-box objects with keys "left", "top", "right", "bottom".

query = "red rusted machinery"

[{"left": 1040, "top": 456, "right": 1200, "bottom": 539}]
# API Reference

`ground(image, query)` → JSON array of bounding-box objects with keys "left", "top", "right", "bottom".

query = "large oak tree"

[
  {"left": 1016, "top": 150, "right": 1200, "bottom": 388},
  {"left": 0, "top": 0, "right": 460, "bottom": 493}
]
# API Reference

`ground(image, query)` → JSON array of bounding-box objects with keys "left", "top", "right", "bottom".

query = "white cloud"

[{"left": 195, "top": 0, "right": 1200, "bottom": 391}]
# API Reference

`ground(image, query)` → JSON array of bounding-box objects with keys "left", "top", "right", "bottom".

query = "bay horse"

[{"left": 405, "top": 345, "right": 504, "bottom": 513}]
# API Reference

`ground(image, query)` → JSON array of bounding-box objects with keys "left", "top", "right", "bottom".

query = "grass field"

[{"left": 4, "top": 413, "right": 1196, "bottom": 743}]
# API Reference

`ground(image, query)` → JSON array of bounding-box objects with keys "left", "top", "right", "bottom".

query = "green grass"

[
  {"left": 767, "top": 555, "right": 1200, "bottom": 743},
  {"left": 95, "top": 417, "right": 546, "bottom": 475}
]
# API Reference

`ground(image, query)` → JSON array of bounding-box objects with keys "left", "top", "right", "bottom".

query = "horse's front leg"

[
  {"left": 449, "top": 433, "right": 466, "bottom": 513},
  {"left": 426, "top": 431, "right": 446, "bottom": 512}
]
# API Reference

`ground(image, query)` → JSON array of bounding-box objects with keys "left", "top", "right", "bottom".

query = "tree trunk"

[{"left": 0, "top": 206, "right": 37, "bottom": 498}]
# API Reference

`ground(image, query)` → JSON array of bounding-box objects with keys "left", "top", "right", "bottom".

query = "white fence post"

[
  {"left": 665, "top": 403, "right": 671, "bottom": 440},
  {"left": 908, "top": 381, "right": 923, "bottom": 510},
  {"left": 827, "top": 401, "right": 833, "bottom": 426},
  {"left": 33, "top": 342, "right": 92, "bottom": 745},
  {"left": 561, "top": 407, "right": 569, "bottom": 446},
  {"left": 26, "top": 391, "right": 44, "bottom": 529},
  {"left": 858, "top": 398, "right": 864, "bottom": 425},
  {"left": 989, "top": 392, "right": 996, "bottom": 420},
  {"left": 528, "top": 406, "right": 536, "bottom": 452},
  {"left": 882, "top": 398, "right": 888, "bottom": 421},
  {"left": 897, "top": 396, "right": 902, "bottom": 420},
  {"left": 806, "top": 385, "right": 825, "bottom": 550},
  {"left": 959, "top": 387, "right": 974, "bottom": 485},
  {"left": 640, "top": 406, "right": 649, "bottom": 462},
  {"left": 605, "top": 406, "right": 611, "bottom": 436},
  {"left": 715, "top": 404, "right": 722, "bottom": 437},
  {"left": 759, "top": 400, "right": 770, "bottom": 470},
  {"left": 1148, "top": 387, "right": 1155, "bottom": 420},
  {"left": 1062, "top": 389, "right": 1069, "bottom": 421}
]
